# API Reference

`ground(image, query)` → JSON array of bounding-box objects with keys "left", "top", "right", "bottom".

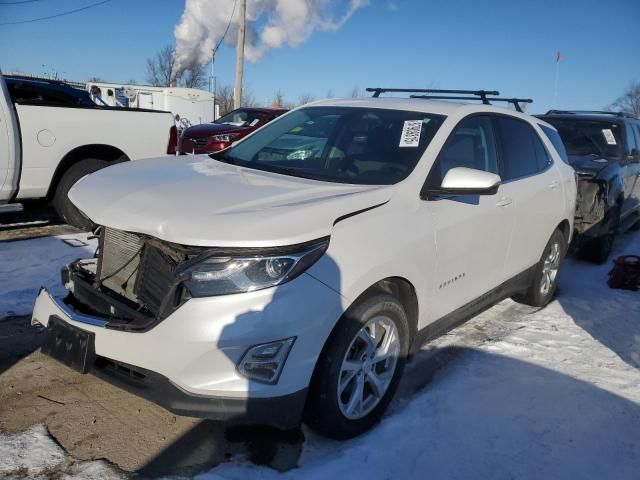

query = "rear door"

[
  {"left": 425, "top": 115, "right": 516, "bottom": 319},
  {"left": 495, "top": 115, "right": 564, "bottom": 277}
]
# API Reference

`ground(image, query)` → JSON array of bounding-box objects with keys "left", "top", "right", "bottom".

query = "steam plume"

[{"left": 173, "top": 0, "right": 368, "bottom": 77}]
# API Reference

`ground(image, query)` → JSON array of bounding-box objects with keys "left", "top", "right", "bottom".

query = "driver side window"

[{"left": 426, "top": 115, "right": 498, "bottom": 187}]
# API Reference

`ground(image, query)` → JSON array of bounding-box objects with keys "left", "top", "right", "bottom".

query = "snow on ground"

[
  {"left": 0, "top": 234, "right": 97, "bottom": 318},
  {"left": 0, "top": 425, "right": 122, "bottom": 479},
  {"left": 0, "top": 231, "right": 639, "bottom": 479},
  {"left": 205, "top": 231, "right": 640, "bottom": 480}
]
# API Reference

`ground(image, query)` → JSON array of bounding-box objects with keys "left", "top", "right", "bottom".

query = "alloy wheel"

[
  {"left": 337, "top": 315, "right": 400, "bottom": 420},
  {"left": 540, "top": 241, "right": 561, "bottom": 295}
]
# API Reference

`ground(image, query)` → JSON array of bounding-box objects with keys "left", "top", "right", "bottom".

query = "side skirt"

[{"left": 410, "top": 266, "right": 535, "bottom": 353}]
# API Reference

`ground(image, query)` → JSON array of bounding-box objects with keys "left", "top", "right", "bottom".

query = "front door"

[{"left": 424, "top": 115, "right": 515, "bottom": 320}]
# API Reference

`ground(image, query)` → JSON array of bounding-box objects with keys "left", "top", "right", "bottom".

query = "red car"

[{"left": 178, "top": 107, "right": 288, "bottom": 154}]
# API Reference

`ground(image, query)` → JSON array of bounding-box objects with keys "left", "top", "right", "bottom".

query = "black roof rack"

[
  {"left": 544, "top": 109, "right": 633, "bottom": 118},
  {"left": 365, "top": 87, "right": 532, "bottom": 112}
]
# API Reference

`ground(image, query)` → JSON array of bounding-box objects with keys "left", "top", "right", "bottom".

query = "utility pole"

[{"left": 234, "top": 0, "right": 246, "bottom": 109}]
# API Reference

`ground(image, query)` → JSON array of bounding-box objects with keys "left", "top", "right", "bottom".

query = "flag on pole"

[{"left": 556, "top": 51, "right": 564, "bottom": 63}]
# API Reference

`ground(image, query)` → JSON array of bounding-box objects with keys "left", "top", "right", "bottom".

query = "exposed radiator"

[{"left": 99, "top": 227, "right": 144, "bottom": 301}]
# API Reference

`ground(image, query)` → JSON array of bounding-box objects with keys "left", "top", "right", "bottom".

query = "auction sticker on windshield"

[
  {"left": 399, "top": 120, "right": 423, "bottom": 147},
  {"left": 602, "top": 129, "right": 617, "bottom": 145}
]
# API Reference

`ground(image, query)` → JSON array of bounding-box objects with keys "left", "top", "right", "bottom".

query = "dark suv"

[{"left": 539, "top": 110, "right": 640, "bottom": 263}]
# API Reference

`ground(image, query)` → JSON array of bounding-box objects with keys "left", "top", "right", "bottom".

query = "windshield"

[
  {"left": 213, "top": 106, "right": 445, "bottom": 185},
  {"left": 214, "top": 109, "right": 267, "bottom": 127},
  {"left": 543, "top": 118, "right": 624, "bottom": 160}
]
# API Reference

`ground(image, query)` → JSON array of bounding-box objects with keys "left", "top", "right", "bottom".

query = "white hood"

[{"left": 69, "top": 155, "right": 394, "bottom": 247}]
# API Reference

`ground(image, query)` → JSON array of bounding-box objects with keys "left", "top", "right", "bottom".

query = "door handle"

[
  {"left": 496, "top": 197, "right": 513, "bottom": 207},
  {"left": 548, "top": 181, "right": 560, "bottom": 189}
]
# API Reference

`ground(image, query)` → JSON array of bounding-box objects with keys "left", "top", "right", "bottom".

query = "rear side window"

[
  {"left": 540, "top": 124, "right": 569, "bottom": 164},
  {"left": 426, "top": 115, "right": 498, "bottom": 187},
  {"left": 7, "top": 80, "right": 94, "bottom": 107},
  {"left": 495, "top": 116, "right": 547, "bottom": 181},
  {"left": 625, "top": 122, "right": 638, "bottom": 154},
  {"left": 633, "top": 123, "right": 640, "bottom": 151}
]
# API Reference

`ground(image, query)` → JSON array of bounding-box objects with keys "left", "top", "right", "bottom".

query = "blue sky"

[{"left": 1, "top": 0, "right": 638, "bottom": 113}]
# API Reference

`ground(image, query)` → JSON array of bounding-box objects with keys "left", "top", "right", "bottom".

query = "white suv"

[{"left": 32, "top": 89, "right": 576, "bottom": 439}]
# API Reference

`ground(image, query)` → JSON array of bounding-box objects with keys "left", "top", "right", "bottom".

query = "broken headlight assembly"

[{"left": 180, "top": 238, "right": 329, "bottom": 297}]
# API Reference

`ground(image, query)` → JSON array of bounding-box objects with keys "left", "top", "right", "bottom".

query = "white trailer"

[{"left": 86, "top": 82, "right": 217, "bottom": 128}]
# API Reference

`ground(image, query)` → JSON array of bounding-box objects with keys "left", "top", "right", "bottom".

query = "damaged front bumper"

[
  {"left": 32, "top": 288, "right": 308, "bottom": 428},
  {"left": 31, "top": 251, "right": 344, "bottom": 428}
]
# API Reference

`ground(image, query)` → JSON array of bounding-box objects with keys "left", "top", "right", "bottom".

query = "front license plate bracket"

[{"left": 41, "top": 315, "right": 96, "bottom": 374}]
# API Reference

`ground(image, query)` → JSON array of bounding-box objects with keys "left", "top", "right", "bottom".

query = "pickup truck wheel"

[
  {"left": 53, "top": 158, "right": 109, "bottom": 230},
  {"left": 304, "top": 294, "right": 409, "bottom": 439},
  {"left": 512, "top": 229, "right": 566, "bottom": 308},
  {"left": 577, "top": 207, "right": 620, "bottom": 264}
]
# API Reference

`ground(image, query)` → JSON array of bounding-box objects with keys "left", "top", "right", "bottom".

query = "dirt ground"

[{"left": 0, "top": 315, "right": 304, "bottom": 477}]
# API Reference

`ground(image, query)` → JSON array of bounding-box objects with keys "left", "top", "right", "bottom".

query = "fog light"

[{"left": 238, "top": 337, "right": 295, "bottom": 384}]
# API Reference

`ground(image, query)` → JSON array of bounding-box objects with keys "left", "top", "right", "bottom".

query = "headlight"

[
  {"left": 212, "top": 133, "right": 238, "bottom": 143},
  {"left": 180, "top": 238, "right": 329, "bottom": 297}
]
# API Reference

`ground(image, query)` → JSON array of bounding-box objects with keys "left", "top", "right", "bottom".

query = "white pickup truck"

[{"left": 0, "top": 72, "right": 177, "bottom": 228}]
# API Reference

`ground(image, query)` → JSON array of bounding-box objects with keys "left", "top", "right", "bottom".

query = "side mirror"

[
  {"left": 421, "top": 167, "right": 501, "bottom": 199},
  {"left": 629, "top": 148, "right": 640, "bottom": 164}
]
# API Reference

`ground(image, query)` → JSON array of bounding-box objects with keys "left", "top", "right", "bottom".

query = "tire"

[
  {"left": 512, "top": 228, "right": 566, "bottom": 308},
  {"left": 577, "top": 206, "right": 620, "bottom": 264},
  {"left": 52, "top": 158, "right": 109, "bottom": 230},
  {"left": 304, "top": 293, "right": 410, "bottom": 439}
]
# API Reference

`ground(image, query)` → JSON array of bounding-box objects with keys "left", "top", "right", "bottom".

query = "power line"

[
  {"left": 0, "top": 0, "right": 112, "bottom": 25},
  {"left": 213, "top": 0, "right": 239, "bottom": 56}
]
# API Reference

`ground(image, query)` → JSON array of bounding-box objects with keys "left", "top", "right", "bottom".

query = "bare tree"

[
  {"left": 216, "top": 85, "right": 235, "bottom": 116},
  {"left": 87, "top": 76, "right": 105, "bottom": 83},
  {"left": 145, "top": 45, "right": 207, "bottom": 89},
  {"left": 272, "top": 90, "right": 285, "bottom": 108},
  {"left": 610, "top": 82, "right": 640, "bottom": 118},
  {"left": 298, "top": 93, "right": 316, "bottom": 106},
  {"left": 326, "top": 89, "right": 334, "bottom": 99},
  {"left": 349, "top": 86, "right": 360, "bottom": 98},
  {"left": 145, "top": 46, "right": 174, "bottom": 87},
  {"left": 216, "top": 84, "right": 257, "bottom": 115},
  {"left": 179, "top": 64, "right": 207, "bottom": 89}
]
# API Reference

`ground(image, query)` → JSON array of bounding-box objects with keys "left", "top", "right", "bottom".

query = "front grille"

[
  {"left": 99, "top": 228, "right": 143, "bottom": 300},
  {"left": 187, "top": 136, "right": 210, "bottom": 147}
]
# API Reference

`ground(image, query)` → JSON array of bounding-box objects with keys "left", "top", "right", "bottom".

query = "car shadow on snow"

[
  {"left": 290, "top": 346, "right": 640, "bottom": 480},
  {"left": 556, "top": 229, "right": 640, "bottom": 369}
]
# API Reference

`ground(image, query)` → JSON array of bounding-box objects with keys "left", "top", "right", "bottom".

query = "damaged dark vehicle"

[{"left": 539, "top": 111, "right": 640, "bottom": 263}]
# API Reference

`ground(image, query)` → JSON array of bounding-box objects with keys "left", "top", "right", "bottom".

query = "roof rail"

[
  {"left": 410, "top": 95, "right": 532, "bottom": 113},
  {"left": 545, "top": 109, "right": 633, "bottom": 118},
  {"left": 365, "top": 87, "right": 532, "bottom": 112},
  {"left": 366, "top": 88, "right": 499, "bottom": 104}
]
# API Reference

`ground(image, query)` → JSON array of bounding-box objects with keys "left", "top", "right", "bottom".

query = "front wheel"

[
  {"left": 512, "top": 228, "right": 566, "bottom": 308},
  {"left": 52, "top": 158, "right": 109, "bottom": 230},
  {"left": 304, "top": 294, "right": 409, "bottom": 439}
]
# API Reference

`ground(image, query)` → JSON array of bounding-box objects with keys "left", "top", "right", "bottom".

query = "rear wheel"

[
  {"left": 304, "top": 294, "right": 409, "bottom": 439},
  {"left": 52, "top": 158, "right": 109, "bottom": 230},
  {"left": 512, "top": 228, "right": 566, "bottom": 308}
]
